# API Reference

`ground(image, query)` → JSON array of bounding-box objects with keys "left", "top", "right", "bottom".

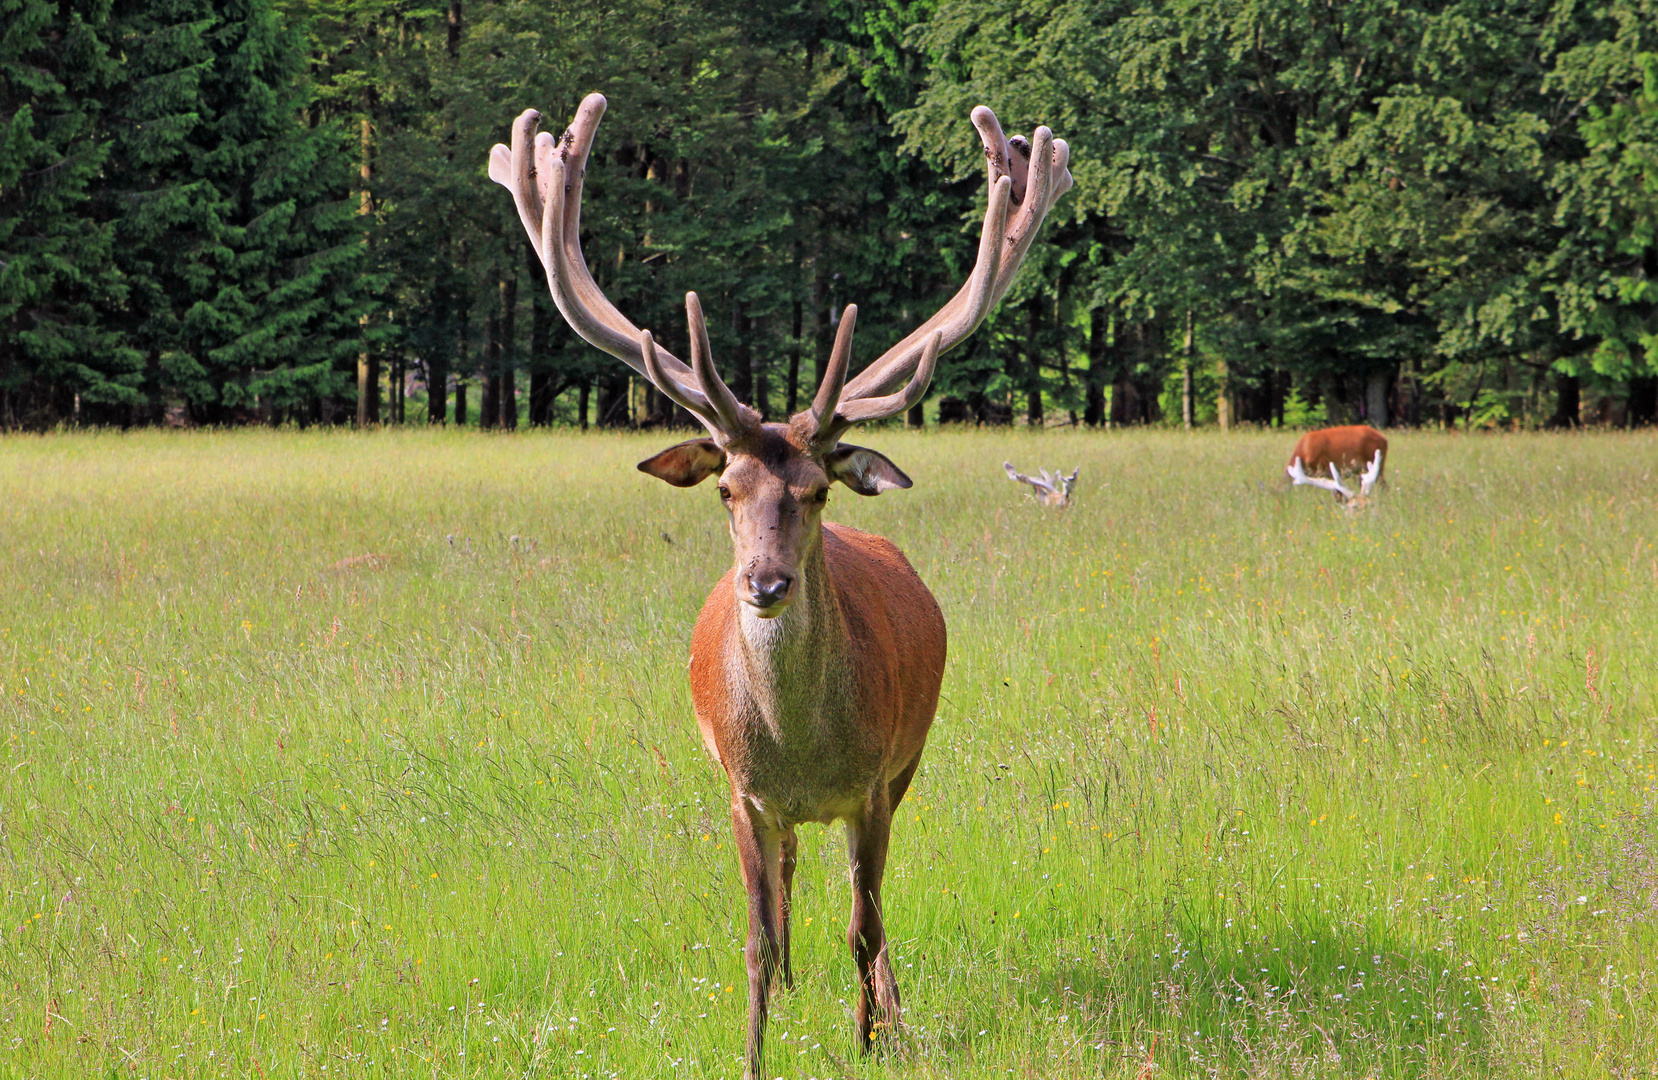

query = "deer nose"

[{"left": 748, "top": 571, "right": 795, "bottom": 610}]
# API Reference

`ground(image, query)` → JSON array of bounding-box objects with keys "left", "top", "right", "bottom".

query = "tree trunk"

[
  {"left": 753, "top": 320, "right": 769, "bottom": 421},
  {"left": 1109, "top": 321, "right": 1142, "bottom": 426},
  {"left": 577, "top": 379, "right": 590, "bottom": 430},
  {"left": 1399, "top": 359, "right": 1420, "bottom": 427},
  {"left": 355, "top": 109, "right": 375, "bottom": 427},
  {"left": 1549, "top": 373, "right": 1580, "bottom": 428},
  {"left": 1109, "top": 378, "right": 1135, "bottom": 425},
  {"left": 1025, "top": 295, "right": 1043, "bottom": 427},
  {"left": 529, "top": 371, "right": 551, "bottom": 425},
  {"left": 499, "top": 369, "right": 516, "bottom": 427},
  {"left": 1320, "top": 374, "right": 1346, "bottom": 426},
  {"left": 1365, "top": 370, "right": 1389, "bottom": 428},
  {"left": 498, "top": 273, "right": 517, "bottom": 428},
  {"left": 731, "top": 301, "right": 754, "bottom": 407},
  {"left": 596, "top": 371, "right": 629, "bottom": 427},
  {"left": 1181, "top": 310, "right": 1194, "bottom": 429},
  {"left": 1084, "top": 308, "right": 1108, "bottom": 427},
  {"left": 455, "top": 380, "right": 468, "bottom": 427},
  {"left": 527, "top": 246, "right": 553, "bottom": 424},
  {"left": 357, "top": 351, "right": 373, "bottom": 427},
  {"left": 427, "top": 349, "right": 447, "bottom": 424},
  {"left": 1051, "top": 282, "right": 1074, "bottom": 424},
  {"left": 480, "top": 308, "right": 499, "bottom": 431},
  {"left": 813, "top": 261, "right": 832, "bottom": 392},
  {"left": 1628, "top": 375, "right": 1657, "bottom": 427},
  {"left": 1216, "top": 357, "right": 1232, "bottom": 430},
  {"left": 787, "top": 291, "right": 803, "bottom": 415}
]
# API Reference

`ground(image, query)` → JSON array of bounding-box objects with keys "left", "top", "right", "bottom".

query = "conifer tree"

[
  {"left": 0, "top": 0, "right": 136, "bottom": 427},
  {"left": 103, "top": 0, "right": 379, "bottom": 423}
]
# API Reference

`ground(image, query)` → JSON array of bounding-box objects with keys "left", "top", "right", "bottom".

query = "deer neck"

[{"left": 727, "top": 534, "right": 848, "bottom": 733}]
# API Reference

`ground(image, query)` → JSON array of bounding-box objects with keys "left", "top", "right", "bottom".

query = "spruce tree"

[
  {"left": 103, "top": 0, "right": 379, "bottom": 423},
  {"left": 0, "top": 0, "right": 137, "bottom": 427}
]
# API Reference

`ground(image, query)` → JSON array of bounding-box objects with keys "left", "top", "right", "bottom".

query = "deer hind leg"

[
  {"left": 730, "top": 797, "right": 784, "bottom": 1080},
  {"left": 845, "top": 793, "right": 900, "bottom": 1054},
  {"left": 780, "top": 828, "right": 799, "bottom": 991},
  {"left": 886, "top": 752, "right": 924, "bottom": 812}
]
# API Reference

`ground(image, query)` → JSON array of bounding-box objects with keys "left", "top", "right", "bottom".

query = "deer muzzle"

[{"left": 745, "top": 568, "right": 796, "bottom": 614}]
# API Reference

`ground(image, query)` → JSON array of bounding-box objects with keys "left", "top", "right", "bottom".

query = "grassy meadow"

[{"left": 2, "top": 425, "right": 1656, "bottom": 1080}]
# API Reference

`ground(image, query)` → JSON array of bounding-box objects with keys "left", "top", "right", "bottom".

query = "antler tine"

[
  {"left": 542, "top": 95, "right": 656, "bottom": 365},
  {"left": 1358, "top": 449, "right": 1383, "bottom": 498},
  {"left": 487, "top": 110, "right": 547, "bottom": 259},
  {"left": 489, "top": 96, "right": 710, "bottom": 411},
  {"left": 1287, "top": 456, "right": 1353, "bottom": 498},
  {"left": 686, "top": 292, "right": 756, "bottom": 440},
  {"left": 804, "top": 305, "right": 857, "bottom": 443},
  {"left": 1326, "top": 462, "right": 1355, "bottom": 499},
  {"left": 988, "top": 125, "right": 1070, "bottom": 310},
  {"left": 974, "top": 107, "right": 1019, "bottom": 201},
  {"left": 822, "top": 332, "right": 942, "bottom": 444},
  {"left": 1004, "top": 462, "right": 1055, "bottom": 496},
  {"left": 639, "top": 329, "right": 736, "bottom": 440}
]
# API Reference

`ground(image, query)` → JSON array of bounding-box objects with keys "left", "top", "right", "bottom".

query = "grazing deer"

[
  {"left": 1285, "top": 424, "right": 1388, "bottom": 484},
  {"left": 1288, "top": 449, "right": 1384, "bottom": 509},
  {"left": 489, "top": 94, "right": 1072, "bottom": 1078},
  {"left": 1004, "top": 461, "right": 1079, "bottom": 507}
]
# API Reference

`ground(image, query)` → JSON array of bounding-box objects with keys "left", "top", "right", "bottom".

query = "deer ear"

[
  {"left": 825, "top": 444, "right": 912, "bottom": 496},
  {"left": 637, "top": 439, "right": 726, "bottom": 487}
]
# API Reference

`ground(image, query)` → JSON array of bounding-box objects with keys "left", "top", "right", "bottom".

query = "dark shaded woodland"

[{"left": 5, "top": 0, "right": 1656, "bottom": 430}]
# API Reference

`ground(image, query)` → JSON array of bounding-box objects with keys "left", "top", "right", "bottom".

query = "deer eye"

[
  {"left": 717, "top": 485, "right": 732, "bottom": 501},
  {"left": 811, "top": 488, "right": 829, "bottom": 504}
]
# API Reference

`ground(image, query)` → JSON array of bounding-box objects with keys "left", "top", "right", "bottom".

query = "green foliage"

[
  {"left": 6, "top": 0, "right": 1658, "bottom": 426},
  {"left": 900, "top": 0, "right": 1612, "bottom": 423},
  {"left": 1, "top": 0, "right": 377, "bottom": 427},
  {"left": 1281, "top": 382, "right": 1319, "bottom": 426},
  {"left": 1548, "top": 0, "right": 1658, "bottom": 383},
  {"left": 0, "top": 0, "right": 136, "bottom": 425},
  {"left": 101, "top": 0, "right": 380, "bottom": 422}
]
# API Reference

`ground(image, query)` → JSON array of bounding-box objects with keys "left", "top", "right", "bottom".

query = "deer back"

[{"left": 1288, "top": 425, "right": 1388, "bottom": 478}]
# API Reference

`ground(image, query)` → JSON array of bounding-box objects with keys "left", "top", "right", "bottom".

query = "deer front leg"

[
  {"left": 845, "top": 792, "right": 900, "bottom": 1054},
  {"left": 731, "top": 796, "right": 783, "bottom": 1080},
  {"left": 780, "top": 828, "right": 799, "bottom": 991}
]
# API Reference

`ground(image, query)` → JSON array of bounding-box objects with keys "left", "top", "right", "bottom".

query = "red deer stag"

[
  {"left": 1285, "top": 424, "right": 1388, "bottom": 484},
  {"left": 489, "top": 95, "right": 1072, "bottom": 1078}
]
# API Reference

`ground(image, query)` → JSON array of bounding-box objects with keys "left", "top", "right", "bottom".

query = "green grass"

[{"left": 2, "top": 425, "right": 1656, "bottom": 1080}]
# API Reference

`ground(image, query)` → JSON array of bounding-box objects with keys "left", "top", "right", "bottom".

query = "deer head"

[
  {"left": 632, "top": 303, "right": 942, "bottom": 615},
  {"left": 1004, "top": 462, "right": 1079, "bottom": 508},
  {"left": 1287, "top": 449, "right": 1383, "bottom": 511},
  {"left": 489, "top": 95, "right": 1072, "bottom": 615}
]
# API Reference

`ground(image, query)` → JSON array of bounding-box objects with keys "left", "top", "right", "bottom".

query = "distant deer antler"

[
  {"left": 1004, "top": 462, "right": 1079, "bottom": 507},
  {"left": 1355, "top": 448, "right": 1383, "bottom": 499},
  {"left": 1287, "top": 449, "right": 1383, "bottom": 510},
  {"left": 1286, "top": 456, "right": 1351, "bottom": 498}
]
